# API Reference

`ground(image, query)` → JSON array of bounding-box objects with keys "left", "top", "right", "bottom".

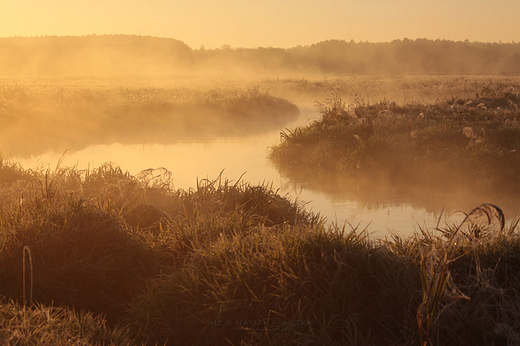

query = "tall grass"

[
  {"left": 0, "top": 160, "right": 520, "bottom": 345},
  {"left": 269, "top": 83, "right": 520, "bottom": 194},
  {"left": 0, "top": 299, "right": 134, "bottom": 345}
]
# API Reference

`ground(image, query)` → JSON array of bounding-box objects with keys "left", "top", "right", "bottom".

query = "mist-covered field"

[
  {"left": 0, "top": 80, "right": 299, "bottom": 156},
  {"left": 2, "top": 35, "right": 520, "bottom": 345},
  {"left": 2, "top": 74, "right": 518, "bottom": 156}
]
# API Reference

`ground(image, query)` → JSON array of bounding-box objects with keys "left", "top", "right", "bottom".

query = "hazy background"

[
  {"left": 2, "top": 0, "right": 519, "bottom": 49},
  {"left": 1, "top": 36, "right": 519, "bottom": 76}
]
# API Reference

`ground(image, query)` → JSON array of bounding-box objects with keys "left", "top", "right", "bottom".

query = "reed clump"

[
  {"left": 0, "top": 161, "right": 520, "bottom": 345},
  {"left": 269, "top": 84, "right": 520, "bottom": 193}
]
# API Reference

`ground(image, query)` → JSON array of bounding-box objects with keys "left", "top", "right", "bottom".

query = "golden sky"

[{"left": 1, "top": 0, "right": 519, "bottom": 48}]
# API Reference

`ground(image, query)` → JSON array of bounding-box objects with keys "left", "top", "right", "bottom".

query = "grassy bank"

[
  {"left": 0, "top": 81, "right": 298, "bottom": 156},
  {"left": 269, "top": 83, "right": 520, "bottom": 194},
  {"left": 0, "top": 159, "right": 519, "bottom": 345}
]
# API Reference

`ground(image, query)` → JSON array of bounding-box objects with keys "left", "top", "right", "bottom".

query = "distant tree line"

[
  {"left": 0, "top": 35, "right": 519, "bottom": 75},
  {"left": 0, "top": 35, "right": 193, "bottom": 75}
]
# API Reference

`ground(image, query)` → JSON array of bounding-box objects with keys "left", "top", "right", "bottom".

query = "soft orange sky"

[{"left": 1, "top": 0, "right": 519, "bottom": 48}]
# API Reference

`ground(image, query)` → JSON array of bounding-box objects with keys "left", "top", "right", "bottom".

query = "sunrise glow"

[{"left": 1, "top": 0, "right": 518, "bottom": 48}]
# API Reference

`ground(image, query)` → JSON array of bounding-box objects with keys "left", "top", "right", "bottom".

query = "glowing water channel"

[{"left": 14, "top": 107, "right": 516, "bottom": 238}]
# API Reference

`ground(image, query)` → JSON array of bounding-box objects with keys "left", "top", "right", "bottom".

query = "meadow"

[{"left": 1, "top": 75, "right": 520, "bottom": 345}]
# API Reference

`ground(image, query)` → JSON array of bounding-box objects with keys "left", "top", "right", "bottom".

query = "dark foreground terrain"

[{"left": 0, "top": 160, "right": 519, "bottom": 345}]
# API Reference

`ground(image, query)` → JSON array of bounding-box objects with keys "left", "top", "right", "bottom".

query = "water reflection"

[{"left": 276, "top": 165, "right": 520, "bottom": 237}]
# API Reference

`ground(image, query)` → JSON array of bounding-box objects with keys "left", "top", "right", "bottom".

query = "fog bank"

[{"left": 1, "top": 35, "right": 519, "bottom": 76}]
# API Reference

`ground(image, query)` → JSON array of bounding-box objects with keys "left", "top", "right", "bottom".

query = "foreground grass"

[
  {"left": 0, "top": 160, "right": 519, "bottom": 345},
  {"left": 0, "top": 301, "right": 134, "bottom": 345},
  {"left": 269, "top": 83, "right": 520, "bottom": 194}
]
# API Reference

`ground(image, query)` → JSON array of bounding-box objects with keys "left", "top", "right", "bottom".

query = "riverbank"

[
  {"left": 0, "top": 81, "right": 298, "bottom": 156},
  {"left": 269, "top": 84, "right": 520, "bottom": 196},
  {"left": 0, "top": 160, "right": 519, "bottom": 345}
]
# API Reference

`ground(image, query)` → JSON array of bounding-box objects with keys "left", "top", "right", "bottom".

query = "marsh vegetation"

[
  {"left": 269, "top": 79, "right": 520, "bottom": 218},
  {"left": 1, "top": 35, "right": 520, "bottom": 344},
  {"left": 0, "top": 161, "right": 519, "bottom": 345},
  {"left": 0, "top": 81, "right": 298, "bottom": 156}
]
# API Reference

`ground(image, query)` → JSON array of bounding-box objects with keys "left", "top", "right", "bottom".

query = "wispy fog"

[{"left": 1, "top": 36, "right": 519, "bottom": 76}]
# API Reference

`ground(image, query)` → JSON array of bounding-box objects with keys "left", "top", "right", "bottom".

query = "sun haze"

[{"left": 1, "top": 0, "right": 518, "bottom": 48}]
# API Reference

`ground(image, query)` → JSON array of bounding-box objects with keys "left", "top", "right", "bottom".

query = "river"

[{"left": 16, "top": 100, "right": 518, "bottom": 239}]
